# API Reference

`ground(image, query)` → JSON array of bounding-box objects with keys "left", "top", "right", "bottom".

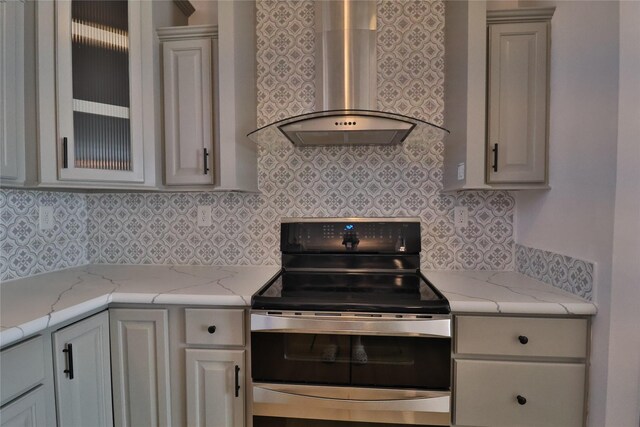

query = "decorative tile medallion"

[{"left": 515, "top": 244, "right": 594, "bottom": 300}]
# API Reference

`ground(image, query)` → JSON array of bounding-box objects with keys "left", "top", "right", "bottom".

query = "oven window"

[
  {"left": 254, "top": 417, "right": 417, "bottom": 427},
  {"left": 251, "top": 332, "right": 450, "bottom": 390}
]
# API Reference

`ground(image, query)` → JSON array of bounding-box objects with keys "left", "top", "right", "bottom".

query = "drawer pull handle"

[
  {"left": 234, "top": 365, "right": 240, "bottom": 397},
  {"left": 516, "top": 395, "right": 527, "bottom": 405},
  {"left": 518, "top": 335, "right": 529, "bottom": 345},
  {"left": 62, "top": 343, "right": 74, "bottom": 379},
  {"left": 207, "top": 325, "right": 217, "bottom": 334}
]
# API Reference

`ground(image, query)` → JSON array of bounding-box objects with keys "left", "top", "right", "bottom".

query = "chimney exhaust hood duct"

[{"left": 248, "top": 0, "right": 448, "bottom": 148}]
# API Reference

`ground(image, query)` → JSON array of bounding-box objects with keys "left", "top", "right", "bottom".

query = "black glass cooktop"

[{"left": 252, "top": 271, "right": 450, "bottom": 314}]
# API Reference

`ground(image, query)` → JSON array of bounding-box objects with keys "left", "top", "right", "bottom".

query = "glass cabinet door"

[{"left": 56, "top": 0, "right": 144, "bottom": 182}]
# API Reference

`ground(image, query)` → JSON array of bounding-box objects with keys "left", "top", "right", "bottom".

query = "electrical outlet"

[
  {"left": 454, "top": 206, "right": 468, "bottom": 230},
  {"left": 457, "top": 163, "right": 465, "bottom": 180},
  {"left": 197, "top": 205, "right": 212, "bottom": 227},
  {"left": 39, "top": 206, "right": 55, "bottom": 230}
]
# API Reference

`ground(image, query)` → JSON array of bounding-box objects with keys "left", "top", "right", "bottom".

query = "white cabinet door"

[
  {"left": 53, "top": 0, "right": 145, "bottom": 183},
  {"left": 185, "top": 349, "right": 245, "bottom": 427},
  {"left": 163, "top": 37, "right": 215, "bottom": 186},
  {"left": 0, "top": 0, "right": 24, "bottom": 184},
  {"left": 0, "top": 386, "right": 47, "bottom": 427},
  {"left": 53, "top": 311, "right": 113, "bottom": 427},
  {"left": 487, "top": 22, "right": 548, "bottom": 183},
  {"left": 110, "top": 309, "right": 172, "bottom": 427}
]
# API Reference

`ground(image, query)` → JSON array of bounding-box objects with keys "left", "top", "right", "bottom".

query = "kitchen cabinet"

[
  {"left": 53, "top": 311, "right": 112, "bottom": 427},
  {"left": 0, "top": 336, "right": 55, "bottom": 427},
  {"left": 157, "top": 0, "right": 258, "bottom": 191},
  {"left": 0, "top": 0, "right": 25, "bottom": 186},
  {"left": 185, "top": 349, "right": 245, "bottom": 427},
  {"left": 443, "top": 4, "right": 554, "bottom": 190},
  {"left": 0, "top": 387, "right": 47, "bottom": 427},
  {"left": 35, "top": 0, "right": 187, "bottom": 189},
  {"left": 159, "top": 26, "right": 216, "bottom": 186},
  {"left": 109, "top": 308, "right": 172, "bottom": 427},
  {"left": 486, "top": 19, "right": 549, "bottom": 184},
  {"left": 452, "top": 315, "right": 589, "bottom": 427},
  {"left": 184, "top": 309, "right": 246, "bottom": 427}
]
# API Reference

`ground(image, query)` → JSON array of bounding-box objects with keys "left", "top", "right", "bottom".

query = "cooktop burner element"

[{"left": 252, "top": 218, "right": 450, "bottom": 315}]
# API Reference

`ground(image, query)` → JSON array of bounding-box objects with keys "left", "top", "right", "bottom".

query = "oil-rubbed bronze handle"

[
  {"left": 492, "top": 143, "right": 498, "bottom": 172},
  {"left": 517, "top": 395, "right": 527, "bottom": 405},
  {"left": 63, "top": 137, "right": 69, "bottom": 169},
  {"left": 203, "top": 148, "right": 209, "bottom": 175},
  {"left": 62, "top": 343, "right": 74, "bottom": 379},
  {"left": 518, "top": 335, "right": 529, "bottom": 345},
  {"left": 234, "top": 365, "right": 240, "bottom": 397},
  {"left": 207, "top": 325, "right": 216, "bottom": 334}
]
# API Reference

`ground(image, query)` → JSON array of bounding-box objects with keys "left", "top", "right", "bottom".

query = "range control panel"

[{"left": 281, "top": 219, "right": 421, "bottom": 254}]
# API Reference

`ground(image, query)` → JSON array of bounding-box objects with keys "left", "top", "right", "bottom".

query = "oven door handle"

[
  {"left": 250, "top": 313, "right": 451, "bottom": 338},
  {"left": 252, "top": 383, "right": 450, "bottom": 423}
]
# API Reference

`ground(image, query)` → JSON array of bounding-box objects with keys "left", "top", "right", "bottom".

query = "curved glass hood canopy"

[
  {"left": 248, "top": 109, "right": 449, "bottom": 149},
  {"left": 247, "top": 0, "right": 449, "bottom": 148}
]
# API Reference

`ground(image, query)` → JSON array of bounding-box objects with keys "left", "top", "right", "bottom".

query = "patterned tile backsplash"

[
  {"left": 0, "top": 190, "right": 88, "bottom": 281},
  {"left": 2, "top": 1, "right": 517, "bottom": 281},
  {"left": 515, "top": 244, "right": 594, "bottom": 300}
]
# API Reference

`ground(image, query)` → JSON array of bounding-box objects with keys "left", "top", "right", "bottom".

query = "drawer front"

[
  {"left": 454, "top": 360, "right": 585, "bottom": 427},
  {"left": 455, "top": 316, "right": 588, "bottom": 358},
  {"left": 0, "top": 336, "right": 46, "bottom": 405},
  {"left": 185, "top": 308, "right": 244, "bottom": 346}
]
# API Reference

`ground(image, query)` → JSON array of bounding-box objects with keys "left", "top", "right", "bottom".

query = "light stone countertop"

[
  {"left": 0, "top": 265, "right": 596, "bottom": 348},
  {"left": 423, "top": 270, "right": 597, "bottom": 316},
  {"left": 0, "top": 264, "right": 280, "bottom": 347}
]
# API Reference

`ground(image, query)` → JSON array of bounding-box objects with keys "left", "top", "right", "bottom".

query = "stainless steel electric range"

[{"left": 250, "top": 218, "right": 452, "bottom": 427}]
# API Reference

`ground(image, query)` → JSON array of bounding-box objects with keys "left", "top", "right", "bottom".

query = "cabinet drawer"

[
  {"left": 0, "top": 336, "right": 46, "bottom": 405},
  {"left": 455, "top": 316, "right": 588, "bottom": 358},
  {"left": 454, "top": 360, "right": 585, "bottom": 427},
  {"left": 185, "top": 309, "right": 244, "bottom": 346}
]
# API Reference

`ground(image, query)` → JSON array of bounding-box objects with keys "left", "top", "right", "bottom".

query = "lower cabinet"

[
  {"left": 453, "top": 315, "right": 589, "bottom": 427},
  {"left": 0, "top": 386, "right": 47, "bottom": 427},
  {"left": 53, "top": 311, "right": 112, "bottom": 427},
  {"left": 185, "top": 349, "right": 245, "bottom": 427},
  {"left": 110, "top": 308, "right": 172, "bottom": 427}
]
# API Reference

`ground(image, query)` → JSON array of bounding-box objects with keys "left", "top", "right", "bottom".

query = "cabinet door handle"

[
  {"left": 518, "top": 335, "right": 529, "bottom": 345},
  {"left": 62, "top": 343, "right": 74, "bottom": 379},
  {"left": 492, "top": 143, "right": 498, "bottom": 172},
  {"left": 207, "top": 325, "right": 216, "bottom": 334},
  {"left": 234, "top": 365, "right": 240, "bottom": 397},
  {"left": 516, "top": 395, "right": 527, "bottom": 405},
  {"left": 62, "top": 137, "right": 69, "bottom": 169},
  {"left": 203, "top": 148, "right": 209, "bottom": 175}
]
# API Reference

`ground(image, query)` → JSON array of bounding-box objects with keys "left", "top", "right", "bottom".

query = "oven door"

[{"left": 250, "top": 313, "right": 451, "bottom": 426}]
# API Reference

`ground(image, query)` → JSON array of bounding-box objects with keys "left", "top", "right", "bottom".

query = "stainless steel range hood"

[{"left": 248, "top": 0, "right": 448, "bottom": 148}]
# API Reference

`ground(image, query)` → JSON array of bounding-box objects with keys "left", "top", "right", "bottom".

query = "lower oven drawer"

[
  {"left": 454, "top": 360, "right": 586, "bottom": 427},
  {"left": 253, "top": 383, "right": 450, "bottom": 426}
]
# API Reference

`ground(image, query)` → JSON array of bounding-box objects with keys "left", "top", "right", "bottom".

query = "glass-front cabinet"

[
  {"left": 35, "top": 0, "right": 185, "bottom": 187},
  {"left": 55, "top": 0, "right": 144, "bottom": 182}
]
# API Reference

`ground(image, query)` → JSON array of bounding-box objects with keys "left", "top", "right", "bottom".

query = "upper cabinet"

[
  {"left": 159, "top": 26, "right": 216, "bottom": 187},
  {"left": 443, "top": 2, "right": 554, "bottom": 191},
  {"left": 0, "top": 0, "right": 26, "bottom": 186},
  {"left": 158, "top": 1, "right": 258, "bottom": 192},
  {"left": 35, "top": 0, "right": 188, "bottom": 189}
]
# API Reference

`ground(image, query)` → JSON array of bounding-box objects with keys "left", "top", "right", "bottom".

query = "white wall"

[
  {"left": 188, "top": 0, "right": 217, "bottom": 25},
  {"left": 514, "top": 1, "right": 621, "bottom": 425},
  {"left": 605, "top": 2, "right": 640, "bottom": 425}
]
